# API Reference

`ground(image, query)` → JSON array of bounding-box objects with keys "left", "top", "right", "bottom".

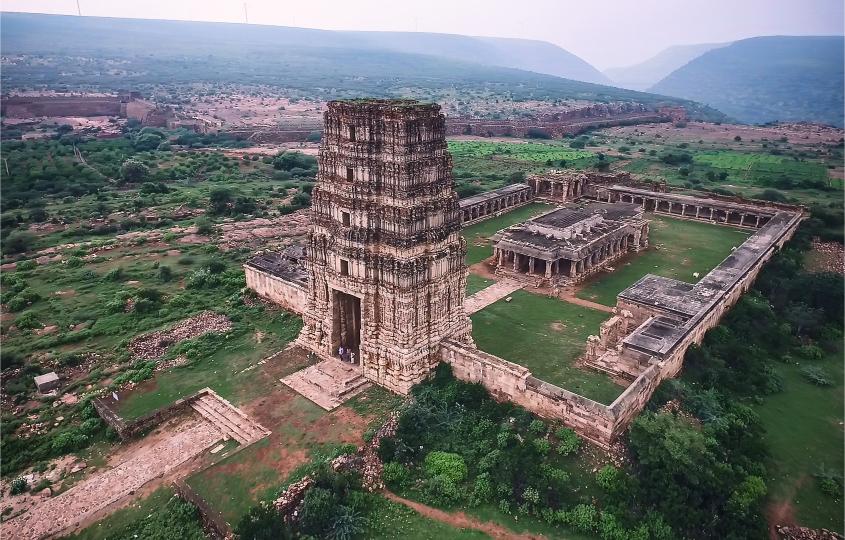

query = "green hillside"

[
  {"left": 650, "top": 36, "right": 844, "bottom": 126},
  {"left": 0, "top": 12, "right": 721, "bottom": 119}
]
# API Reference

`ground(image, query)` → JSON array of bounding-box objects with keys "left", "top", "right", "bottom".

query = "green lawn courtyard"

[
  {"left": 462, "top": 202, "right": 554, "bottom": 265},
  {"left": 470, "top": 289, "right": 622, "bottom": 404},
  {"left": 755, "top": 349, "right": 844, "bottom": 532},
  {"left": 576, "top": 214, "right": 751, "bottom": 306}
]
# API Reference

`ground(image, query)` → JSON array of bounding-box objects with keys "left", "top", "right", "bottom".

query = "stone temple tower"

[{"left": 297, "top": 99, "right": 473, "bottom": 394}]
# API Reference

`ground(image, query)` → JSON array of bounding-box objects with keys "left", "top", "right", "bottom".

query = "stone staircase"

[
  {"left": 281, "top": 359, "right": 371, "bottom": 410},
  {"left": 190, "top": 389, "right": 269, "bottom": 445}
]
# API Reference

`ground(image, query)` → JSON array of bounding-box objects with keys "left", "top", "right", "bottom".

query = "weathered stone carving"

[{"left": 296, "top": 100, "right": 474, "bottom": 394}]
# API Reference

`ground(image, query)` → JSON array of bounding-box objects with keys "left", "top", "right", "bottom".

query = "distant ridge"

[
  {"left": 604, "top": 42, "right": 729, "bottom": 90},
  {"left": 0, "top": 12, "right": 609, "bottom": 85},
  {"left": 0, "top": 12, "right": 725, "bottom": 121},
  {"left": 650, "top": 36, "right": 844, "bottom": 126}
]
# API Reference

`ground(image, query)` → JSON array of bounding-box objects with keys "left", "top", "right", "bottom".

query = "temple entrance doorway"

[{"left": 332, "top": 290, "right": 361, "bottom": 364}]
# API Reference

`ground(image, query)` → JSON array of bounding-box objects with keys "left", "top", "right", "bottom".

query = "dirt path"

[
  {"left": 384, "top": 490, "right": 545, "bottom": 540},
  {"left": 557, "top": 292, "right": 615, "bottom": 313}
]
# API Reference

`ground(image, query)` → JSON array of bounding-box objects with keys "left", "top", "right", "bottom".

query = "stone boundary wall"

[
  {"left": 92, "top": 389, "right": 207, "bottom": 440},
  {"left": 244, "top": 263, "right": 307, "bottom": 315},
  {"left": 173, "top": 479, "right": 230, "bottom": 539},
  {"left": 440, "top": 339, "right": 616, "bottom": 447},
  {"left": 444, "top": 112, "right": 669, "bottom": 138}
]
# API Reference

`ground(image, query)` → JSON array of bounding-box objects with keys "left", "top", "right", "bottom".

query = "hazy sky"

[{"left": 3, "top": 0, "right": 843, "bottom": 69}]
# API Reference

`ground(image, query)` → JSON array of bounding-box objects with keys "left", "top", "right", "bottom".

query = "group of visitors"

[{"left": 337, "top": 345, "right": 357, "bottom": 364}]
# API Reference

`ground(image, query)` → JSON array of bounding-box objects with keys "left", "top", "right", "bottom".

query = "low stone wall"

[
  {"left": 173, "top": 479, "right": 230, "bottom": 539},
  {"left": 92, "top": 390, "right": 206, "bottom": 440},
  {"left": 244, "top": 264, "right": 307, "bottom": 315},
  {"left": 440, "top": 339, "right": 617, "bottom": 446}
]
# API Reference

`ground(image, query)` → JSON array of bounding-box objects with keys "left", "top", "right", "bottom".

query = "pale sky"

[{"left": 2, "top": 0, "right": 843, "bottom": 69}]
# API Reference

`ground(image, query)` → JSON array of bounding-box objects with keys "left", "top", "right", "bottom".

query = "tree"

[
  {"left": 3, "top": 231, "right": 36, "bottom": 255},
  {"left": 208, "top": 188, "right": 233, "bottom": 215},
  {"left": 120, "top": 159, "right": 150, "bottom": 183}
]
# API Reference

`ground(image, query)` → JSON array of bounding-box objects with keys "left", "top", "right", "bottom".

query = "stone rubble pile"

[
  {"left": 777, "top": 525, "right": 844, "bottom": 540},
  {"left": 128, "top": 311, "right": 232, "bottom": 359},
  {"left": 809, "top": 239, "right": 844, "bottom": 274}
]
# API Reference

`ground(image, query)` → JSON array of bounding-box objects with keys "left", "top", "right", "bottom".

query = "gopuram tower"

[{"left": 297, "top": 99, "right": 474, "bottom": 394}]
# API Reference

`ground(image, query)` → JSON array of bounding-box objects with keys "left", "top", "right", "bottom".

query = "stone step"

[
  {"left": 191, "top": 399, "right": 251, "bottom": 445},
  {"left": 191, "top": 395, "right": 266, "bottom": 444},
  {"left": 202, "top": 396, "right": 267, "bottom": 442}
]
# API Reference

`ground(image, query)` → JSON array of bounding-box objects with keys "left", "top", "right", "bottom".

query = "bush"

[
  {"left": 65, "top": 256, "right": 84, "bottom": 268},
  {"left": 555, "top": 427, "right": 581, "bottom": 456},
  {"left": 104, "top": 267, "right": 123, "bottom": 281},
  {"left": 16, "top": 260, "right": 36, "bottom": 271},
  {"left": 50, "top": 431, "right": 88, "bottom": 454},
  {"left": 235, "top": 503, "right": 292, "bottom": 540},
  {"left": 382, "top": 462, "right": 410, "bottom": 489},
  {"left": 195, "top": 216, "right": 214, "bottom": 235},
  {"left": 9, "top": 476, "right": 28, "bottom": 495},
  {"left": 158, "top": 265, "right": 173, "bottom": 282},
  {"left": 3, "top": 231, "right": 36, "bottom": 254},
  {"left": 15, "top": 311, "right": 40, "bottom": 330},
  {"left": 596, "top": 465, "right": 622, "bottom": 492},
  {"left": 424, "top": 451, "right": 467, "bottom": 484},
  {"left": 528, "top": 419, "right": 546, "bottom": 435},
  {"left": 800, "top": 365, "right": 832, "bottom": 386}
]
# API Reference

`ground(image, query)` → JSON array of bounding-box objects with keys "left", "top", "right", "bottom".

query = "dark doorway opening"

[{"left": 333, "top": 290, "right": 361, "bottom": 363}]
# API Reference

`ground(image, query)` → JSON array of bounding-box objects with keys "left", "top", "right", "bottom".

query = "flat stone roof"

[
  {"left": 459, "top": 184, "right": 531, "bottom": 208},
  {"left": 619, "top": 210, "right": 803, "bottom": 358},
  {"left": 493, "top": 202, "right": 644, "bottom": 259},
  {"left": 607, "top": 185, "right": 782, "bottom": 215},
  {"left": 246, "top": 251, "right": 308, "bottom": 286}
]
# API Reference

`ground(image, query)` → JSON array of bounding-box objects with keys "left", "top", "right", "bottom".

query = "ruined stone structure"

[
  {"left": 596, "top": 185, "right": 782, "bottom": 228},
  {"left": 445, "top": 102, "right": 675, "bottom": 138},
  {"left": 244, "top": 99, "right": 805, "bottom": 447},
  {"left": 491, "top": 202, "right": 649, "bottom": 285},
  {"left": 295, "top": 99, "right": 473, "bottom": 394},
  {"left": 1, "top": 92, "right": 157, "bottom": 122},
  {"left": 244, "top": 246, "right": 308, "bottom": 314},
  {"left": 527, "top": 170, "right": 643, "bottom": 204},
  {"left": 459, "top": 184, "right": 533, "bottom": 224}
]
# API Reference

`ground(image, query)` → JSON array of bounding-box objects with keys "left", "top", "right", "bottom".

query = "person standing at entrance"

[
  {"left": 338, "top": 345, "right": 344, "bottom": 359},
  {"left": 350, "top": 352, "right": 356, "bottom": 364}
]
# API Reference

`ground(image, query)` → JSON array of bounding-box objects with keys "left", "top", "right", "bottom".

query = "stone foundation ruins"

[{"left": 246, "top": 99, "right": 804, "bottom": 446}]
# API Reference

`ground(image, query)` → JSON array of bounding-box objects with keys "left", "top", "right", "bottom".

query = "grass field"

[
  {"left": 471, "top": 289, "right": 622, "bottom": 404},
  {"left": 466, "top": 273, "right": 495, "bottom": 296},
  {"left": 756, "top": 349, "right": 844, "bottom": 532},
  {"left": 366, "top": 496, "right": 490, "bottom": 539},
  {"left": 576, "top": 214, "right": 750, "bottom": 306},
  {"left": 462, "top": 203, "right": 554, "bottom": 265},
  {"left": 692, "top": 151, "right": 829, "bottom": 185},
  {"left": 115, "top": 312, "right": 301, "bottom": 419}
]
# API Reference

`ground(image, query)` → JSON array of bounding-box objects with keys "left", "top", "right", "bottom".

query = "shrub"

[
  {"left": 158, "top": 265, "right": 173, "bottom": 282},
  {"left": 195, "top": 216, "right": 214, "bottom": 235},
  {"left": 470, "top": 472, "right": 493, "bottom": 505},
  {"left": 104, "top": 268, "right": 123, "bottom": 281},
  {"left": 329, "top": 506, "right": 367, "bottom": 540},
  {"left": 800, "top": 365, "right": 832, "bottom": 386},
  {"left": 382, "top": 462, "right": 410, "bottom": 489},
  {"left": 16, "top": 260, "right": 36, "bottom": 271},
  {"left": 532, "top": 438, "right": 551, "bottom": 456},
  {"left": 9, "top": 477, "right": 28, "bottom": 495},
  {"left": 298, "top": 487, "right": 337, "bottom": 536},
  {"left": 424, "top": 451, "right": 467, "bottom": 483},
  {"left": 422, "top": 474, "right": 462, "bottom": 505},
  {"left": 596, "top": 465, "right": 622, "bottom": 492},
  {"left": 15, "top": 311, "right": 40, "bottom": 330},
  {"left": 65, "top": 256, "right": 84, "bottom": 268},
  {"left": 3, "top": 231, "right": 36, "bottom": 255},
  {"left": 567, "top": 503, "right": 599, "bottom": 532},
  {"left": 555, "top": 427, "right": 581, "bottom": 455},
  {"left": 528, "top": 419, "right": 546, "bottom": 435},
  {"left": 50, "top": 431, "right": 88, "bottom": 454}
]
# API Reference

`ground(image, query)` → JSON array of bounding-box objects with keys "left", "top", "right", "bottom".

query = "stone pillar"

[
  {"left": 528, "top": 257, "right": 535, "bottom": 275},
  {"left": 513, "top": 253, "right": 519, "bottom": 272},
  {"left": 755, "top": 215, "right": 760, "bottom": 227},
  {"left": 497, "top": 249, "right": 504, "bottom": 266},
  {"left": 545, "top": 260, "right": 552, "bottom": 279},
  {"left": 695, "top": 206, "right": 700, "bottom": 218},
  {"left": 740, "top": 214, "right": 746, "bottom": 226},
  {"left": 709, "top": 208, "right": 714, "bottom": 220}
]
